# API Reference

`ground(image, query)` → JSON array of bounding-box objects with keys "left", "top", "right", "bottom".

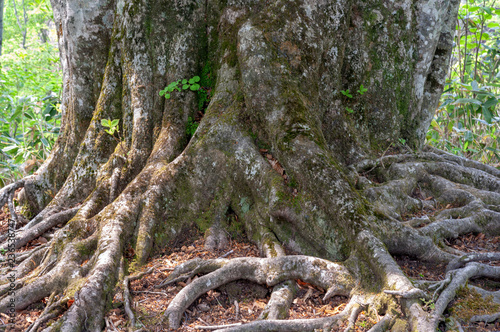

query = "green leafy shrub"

[
  {"left": 0, "top": 0, "right": 62, "bottom": 185},
  {"left": 159, "top": 76, "right": 201, "bottom": 99},
  {"left": 428, "top": 0, "right": 500, "bottom": 165}
]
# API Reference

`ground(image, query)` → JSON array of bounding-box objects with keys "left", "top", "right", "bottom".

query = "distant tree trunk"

[
  {"left": 0, "top": 0, "right": 4, "bottom": 55},
  {"left": 11, "top": 0, "right": 27, "bottom": 49},
  {"left": 39, "top": 27, "right": 49, "bottom": 43},
  {"left": 1, "top": 1, "right": 499, "bottom": 331}
]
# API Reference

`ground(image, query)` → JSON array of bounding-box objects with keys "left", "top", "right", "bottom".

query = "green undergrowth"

[
  {"left": 0, "top": 0, "right": 62, "bottom": 185},
  {"left": 426, "top": 0, "right": 500, "bottom": 166}
]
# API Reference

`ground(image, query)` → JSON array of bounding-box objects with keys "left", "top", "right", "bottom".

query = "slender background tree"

[
  {"left": 0, "top": 0, "right": 499, "bottom": 331},
  {"left": 0, "top": 0, "right": 4, "bottom": 56}
]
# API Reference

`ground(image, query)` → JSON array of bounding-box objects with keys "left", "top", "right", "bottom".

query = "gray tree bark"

[{"left": 0, "top": 0, "right": 499, "bottom": 331}]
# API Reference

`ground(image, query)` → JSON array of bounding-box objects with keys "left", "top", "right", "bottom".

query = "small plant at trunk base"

[
  {"left": 159, "top": 76, "right": 201, "bottom": 99},
  {"left": 420, "top": 298, "right": 435, "bottom": 311},
  {"left": 101, "top": 119, "right": 120, "bottom": 136},
  {"left": 341, "top": 89, "right": 353, "bottom": 98},
  {"left": 101, "top": 119, "right": 125, "bottom": 153},
  {"left": 357, "top": 84, "right": 368, "bottom": 95},
  {"left": 341, "top": 84, "right": 368, "bottom": 114},
  {"left": 186, "top": 116, "right": 198, "bottom": 138}
]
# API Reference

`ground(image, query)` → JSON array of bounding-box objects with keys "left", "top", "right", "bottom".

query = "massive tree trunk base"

[
  {"left": 0, "top": 141, "right": 498, "bottom": 331},
  {"left": 0, "top": 0, "right": 497, "bottom": 330}
]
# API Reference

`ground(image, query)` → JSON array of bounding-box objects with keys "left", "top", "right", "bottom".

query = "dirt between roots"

[
  {"left": 112, "top": 234, "right": 375, "bottom": 332},
  {"left": 0, "top": 207, "right": 499, "bottom": 331}
]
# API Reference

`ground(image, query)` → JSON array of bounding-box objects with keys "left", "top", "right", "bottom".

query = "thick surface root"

[
  {"left": 164, "top": 256, "right": 354, "bottom": 329},
  {"left": 0, "top": 1, "right": 493, "bottom": 330},
  {"left": 357, "top": 149, "right": 500, "bottom": 330}
]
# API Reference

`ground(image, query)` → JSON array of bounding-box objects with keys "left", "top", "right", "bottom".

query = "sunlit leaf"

[
  {"left": 453, "top": 98, "right": 482, "bottom": 105},
  {"left": 482, "top": 106, "right": 493, "bottom": 124}
]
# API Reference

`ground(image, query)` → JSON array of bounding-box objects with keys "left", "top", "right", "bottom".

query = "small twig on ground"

[
  {"left": 124, "top": 267, "right": 154, "bottom": 329},
  {"left": 27, "top": 293, "right": 68, "bottom": 332},
  {"left": 105, "top": 317, "right": 119, "bottom": 332},
  {"left": 159, "top": 267, "right": 174, "bottom": 272},
  {"left": 132, "top": 290, "right": 168, "bottom": 296},
  {"left": 234, "top": 300, "right": 239, "bottom": 320},
  {"left": 194, "top": 322, "right": 243, "bottom": 330},
  {"left": 218, "top": 249, "right": 234, "bottom": 258}
]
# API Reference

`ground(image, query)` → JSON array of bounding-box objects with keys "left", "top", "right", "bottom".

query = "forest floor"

[{"left": 0, "top": 202, "right": 499, "bottom": 331}]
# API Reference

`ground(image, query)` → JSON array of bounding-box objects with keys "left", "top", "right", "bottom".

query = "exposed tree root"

[
  {"left": 164, "top": 255, "right": 355, "bottom": 329},
  {"left": 426, "top": 263, "right": 500, "bottom": 329},
  {"left": 358, "top": 150, "right": 500, "bottom": 329},
  {"left": 0, "top": 0, "right": 495, "bottom": 330},
  {"left": 471, "top": 312, "right": 500, "bottom": 323},
  {"left": 26, "top": 293, "right": 68, "bottom": 332},
  {"left": 1, "top": 207, "right": 78, "bottom": 251},
  {"left": 258, "top": 229, "right": 297, "bottom": 320},
  {"left": 367, "top": 314, "right": 393, "bottom": 332},
  {"left": 447, "top": 252, "right": 500, "bottom": 272},
  {"left": 0, "top": 179, "right": 25, "bottom": 209}
]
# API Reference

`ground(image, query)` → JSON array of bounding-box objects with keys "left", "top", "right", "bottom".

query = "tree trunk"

[
  {"left": 0, "top": 0, "right": 4, "bottom": 56},
  {"left": 11, "top": 0, "right": 27, "bottom": 49},
  {"left": 1, "top": 0, "right": 499, "bottom": 331}
]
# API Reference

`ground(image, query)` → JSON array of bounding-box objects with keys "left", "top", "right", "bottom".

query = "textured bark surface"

[{"left": 1, "top": 0, "right": 499, "bottom": 331}]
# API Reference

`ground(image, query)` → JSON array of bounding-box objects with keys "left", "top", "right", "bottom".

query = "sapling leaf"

[
  {"left": 482, "top": 106, "right": 493, "bottom": 124},
  {"left": 341, "top": 89, "right": 353, "bottom": 98},
  {"left": 183, "top": 84, "right": 189, "bottom": 90},
  {"left": 357, "top": 84, "right": 368, "bottom": 95},
  {"left": 182, "top": 79, "right": 187, "bottom": 84}
]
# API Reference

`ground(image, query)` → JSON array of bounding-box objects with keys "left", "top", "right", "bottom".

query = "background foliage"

[
  {"left": 0, "top": 0, "right": 61, "bottom": 185},
  {"left": 426, "top": 0, "right": 500, "bottom": 165}
]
